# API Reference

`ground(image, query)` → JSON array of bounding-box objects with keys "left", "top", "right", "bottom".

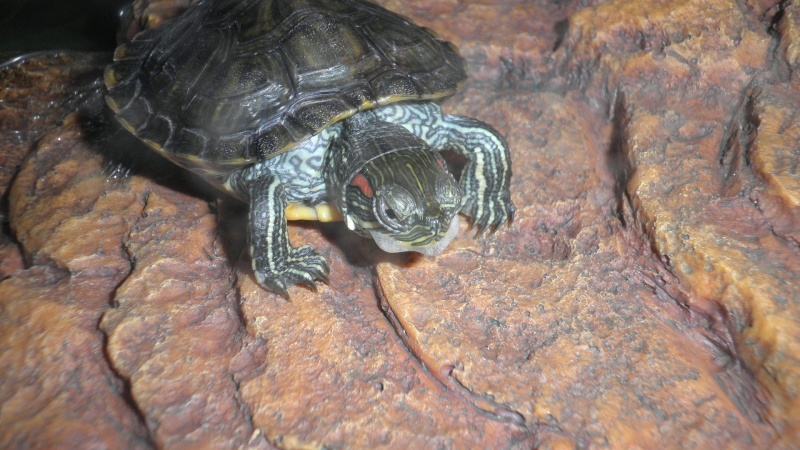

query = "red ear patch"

[{"left": 350, "top": 173, "right": 373, "bottom": 198}]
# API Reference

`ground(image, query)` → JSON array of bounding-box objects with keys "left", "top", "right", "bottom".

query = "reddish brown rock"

[
  {"left": 553, "top": 0, "right": 799, "bottom": 444},
  {"left": 237, "top": 227, "right": 529, "bottom": 448},
  {"left": 2, "top": 0, "right": 800, "bottom": 448},
  {"left": 381, "top": 0, "right": 573, "bottom": 86},
  {"left": 0, "top": 52, "right": 107, "bottom": 195},
  {"left": 748, "top": 83, "right": 800, "bottom": 212},
  {"left": 1, "top": 116, "right": 150, "bottom": 448},
  {"left": 777, "top": 0, "right": 800, "bottom": 75},
  {"left": 98, "top": 183, "right": 273, "bottom": 449}
]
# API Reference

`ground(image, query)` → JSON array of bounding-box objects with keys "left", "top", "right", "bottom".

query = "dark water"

[{"left": 0, "top": 0, "right": 129, "bottom": 53}]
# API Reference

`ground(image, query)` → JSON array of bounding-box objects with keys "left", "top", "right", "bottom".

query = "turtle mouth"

[{"left": 367, "top": 215, "right": 460, "bottom": 256}]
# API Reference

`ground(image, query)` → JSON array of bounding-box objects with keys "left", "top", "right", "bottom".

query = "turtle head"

[{"left": 344, "top": 150, "right": 462, "bottom": 255}]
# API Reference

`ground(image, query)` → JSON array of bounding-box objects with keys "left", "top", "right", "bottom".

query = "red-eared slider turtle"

[{"left": 105, "top": 0, "right": 514, "bottom": 297}]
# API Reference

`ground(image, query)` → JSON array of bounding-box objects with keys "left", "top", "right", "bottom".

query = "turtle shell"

[{"left": 104, "top": 0, "right": 467, "bottom": 178}]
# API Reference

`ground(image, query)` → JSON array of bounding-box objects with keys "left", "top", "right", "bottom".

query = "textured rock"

[
  {"left": 554, "top": 0, "right": 799, "bottom": 443},
  {"left": 2, "top": 0, "right": 800, "bottom": 448},
  {"left": 0, "top": 52, "right": 107, "bottom": 195},
  {"left": 1, "top": 109, "right": 151, "bottom": 448},
  {"left": 98, "top": 185, "right": 273, "bottom": 449},
  {"left": 237, "top": 227, "right": 528, "bottom": 448}
]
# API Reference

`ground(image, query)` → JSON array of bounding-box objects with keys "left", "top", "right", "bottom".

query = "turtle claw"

[
  {"left": 253, "top": 245, "right": 330, "bottom": 298},
  {"left": 462, "top": 193, "right": 515, "bottom": 239},
  {"left": 265, "top": 280, "right": 291, "bottom": 301},
  {"left": 317, "top": 268, "right": 331, "bottom": 284}
]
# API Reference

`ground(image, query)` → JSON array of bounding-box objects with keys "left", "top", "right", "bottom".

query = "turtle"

[{"left": 104, "top": 0, "right": 515, "bottom": 297}]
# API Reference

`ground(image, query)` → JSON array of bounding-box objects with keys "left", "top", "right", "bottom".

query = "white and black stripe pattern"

[
  {"left": 229, "top": 165, "right": 329, "bottom": 298},
  {"left": 375, "top": 102, "right": 514, "bottom": 234}
]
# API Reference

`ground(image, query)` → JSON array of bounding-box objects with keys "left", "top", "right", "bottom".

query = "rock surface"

[{"left": 1, "top": 0, "right": 799, "bottom": 448}]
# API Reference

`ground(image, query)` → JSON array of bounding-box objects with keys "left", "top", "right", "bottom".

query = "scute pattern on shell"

[{"left": 104, "top": 0, "right": 467, "bottom": 178}]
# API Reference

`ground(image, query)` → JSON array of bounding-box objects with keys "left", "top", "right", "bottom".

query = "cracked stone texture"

[{"left": 1, "top": 0, "right": 799, "bottom": 448}]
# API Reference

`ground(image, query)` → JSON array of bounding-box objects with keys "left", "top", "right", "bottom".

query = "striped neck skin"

[{"left": 344, "top": 149, "right": 463, "bottom": 255}]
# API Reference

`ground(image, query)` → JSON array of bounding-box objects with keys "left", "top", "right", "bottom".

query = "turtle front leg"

[
  {"left": 229, "top": 166, "right": 329, "bottom": 298},
  {"left": 442, "top": 113, "right": 515, "bottom": 235}
]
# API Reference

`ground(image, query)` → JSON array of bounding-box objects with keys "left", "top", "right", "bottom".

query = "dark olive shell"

[{"left": 105, "top": 0, "right": 466, "bottom": 176}]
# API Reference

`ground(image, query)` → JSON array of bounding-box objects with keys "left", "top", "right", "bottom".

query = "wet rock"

[{"left": 0, "top": 52, "right": 107, "bottom": 195}]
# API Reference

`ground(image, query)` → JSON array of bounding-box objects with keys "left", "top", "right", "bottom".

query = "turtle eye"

[{"left": 375, "top": 185, "right": 415, "bottom": 231}]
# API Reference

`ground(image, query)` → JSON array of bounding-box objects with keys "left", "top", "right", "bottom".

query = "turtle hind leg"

[{"left": 233, "top": 167, "right": 329, "bottom": 298}]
